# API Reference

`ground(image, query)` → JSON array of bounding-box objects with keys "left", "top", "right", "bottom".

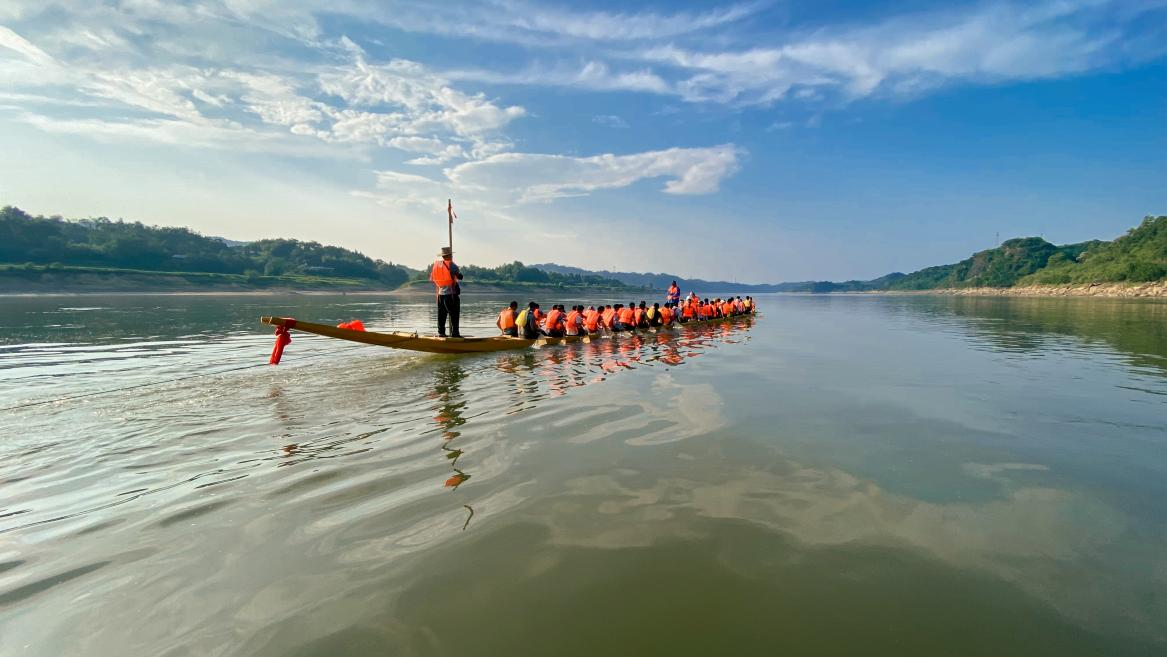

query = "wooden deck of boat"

[{"left": 260, "top": 313, "right": 753, "bottom": 355}]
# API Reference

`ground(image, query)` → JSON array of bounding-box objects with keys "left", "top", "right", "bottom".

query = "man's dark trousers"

[{"left": 438, "top": 294, "right": 460, "bottom": 337}]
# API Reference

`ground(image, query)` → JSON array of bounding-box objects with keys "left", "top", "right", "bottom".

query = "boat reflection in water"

[
  {"left": 427, "top": 362, "right": 475, "bottom": 528},
  {"left": 428, "top": 316, "right": 754, "bottom": 528},
  {"left": 226, "top": 316, "right": 755, "bottom": 537}
]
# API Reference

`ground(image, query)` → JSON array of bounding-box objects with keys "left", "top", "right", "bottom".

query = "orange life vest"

[
  {"left": 429, "top": 259, "right": 455, "bottom": 288},
  {"left": 565, "top": 310, "right": 582, "bottom": 334},
  {"left": 633, "top": 308, "right": 644, "bottom": 325},
  {"left": 682, "top": 304, "right": 695, "bottom": 319},
  {"left": 497, "top": 307, "right": 515, "bottom": 329},
  {"left": 584, "top": 310, "right": 600, "bottom": 331},
  {"left": 544, "top": 309, "right": 563, "bottom": 330},
  {"left": 722, "top": 302, "right": 734, "bottom": 316},
  {"left": 618, "top": 307, "right": 635, "bottom": 324},
  {"left": 602, "top": 308, "right": 615, "bottom": 327},
  {"left": 660, "top": 307, "right": 673, "bottom": 325}
]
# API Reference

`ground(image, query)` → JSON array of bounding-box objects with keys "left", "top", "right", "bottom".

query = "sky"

[{"left": 0, "top": 0, "right": 1164, "bottom": 283}]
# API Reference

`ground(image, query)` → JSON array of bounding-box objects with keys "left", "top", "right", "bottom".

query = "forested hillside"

[
  {"left": 884, "top": 238, "right": 1101, "bottom": 290},
  {"left": 3, "top": 205, "right": 1161, "bottom": 293},
  {"left": 538, "top": 216, "right": 1165, "bottom": 292},
  {"left": 0, "top": 205, "right": 411, "bottom": 287},
  {"left": 1022, "top": 216, "right": 1166, "bottom": 284}
]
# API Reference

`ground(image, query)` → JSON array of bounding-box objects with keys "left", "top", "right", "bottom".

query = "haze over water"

[{"left": 0, "top": 294, "right": 1164, "bottom": 656}]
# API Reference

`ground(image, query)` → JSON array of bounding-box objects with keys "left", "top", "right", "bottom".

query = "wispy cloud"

[
  {"left": 631, "top": 0, "right": 1167, "bottom": 105},
  {"left": 0, "top": 24, "right": 57, "bottom": 65},
  {"left": 348, "top": 0, "right": 767, "bottom": 47},
  {"left": 362, "top": 143, "right": 742, "bottom": 210},
  {"left": 432, "top": 1, "right": 1166, "bottom": 107},
  {"left": 448, "top": 144, "right": 742, "bottom": 201},
  {"left": 445, "top": 60, "right": 670, "bottom": 95},
  {"left": 591, "top": 114, "right": 629, "bottom": 129}
]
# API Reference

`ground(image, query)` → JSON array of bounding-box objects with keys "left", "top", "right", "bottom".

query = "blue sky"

[{"left": 0, "top": 0, "right": 1164, "bottom": 282}]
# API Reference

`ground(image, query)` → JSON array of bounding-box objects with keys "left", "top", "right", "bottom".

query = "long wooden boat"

[{"left": 260, "top": 312, "right": 754, "bottom": 355}]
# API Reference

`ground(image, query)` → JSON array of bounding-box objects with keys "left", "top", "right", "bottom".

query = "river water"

[{"left": 0, "top": 293, "right": 1164, "bottom": 656}]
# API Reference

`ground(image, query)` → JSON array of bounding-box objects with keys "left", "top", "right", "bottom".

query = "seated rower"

[
  {"left": 565, "top": 305, "right": 584, "bottom": 337},
  {"left": 614, "top": 304, "right": 636, "bottom": 331},
  {"left": 647, "top": 302, "right": 662, "bottom": 327},
  {"left": 497, "top": 300, "right": 518, "bottom": 337},
  {"left": 629, "top": 301, "right": 642, "bottom": 329},
  {"left": 602, "top": 304, "right": 616, "bottom": 330},
  {"left": 516, "top": 302, "right": 540, "bottom": 339},
  {"left": 722, "top": 298, "right": 734, "bottom": 317},
  {"left": 543, "top": 304, "right": 566, "bottom": 337},
  {"left": 584, "top": 306, "right": 601, "bottom": 334},
  {"left": 659, "top": 303, "right": 673, "bottom": 326}
]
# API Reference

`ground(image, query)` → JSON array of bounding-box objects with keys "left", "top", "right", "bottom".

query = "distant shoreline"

[
  {"left": 0, "top": 285, "right": 654, "bottom": 298},
  {"left": 883, "top": 282, "right": 1167, "bottom": 299},
  {"left": 2, "top": 280, "right": 1162, "bottom": 299}
]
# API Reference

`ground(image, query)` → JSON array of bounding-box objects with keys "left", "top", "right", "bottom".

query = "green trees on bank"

[
  {"left": 1022, "top": 216, "right": 1166, "bottom": 285},
  {"left": 0, "top": 205, "right": 631, "bottom": 290},
  {"left": 883, "top": 216, "right": 1164, "bottom": 289},
  {"left": 2, "top": 204, "right": 1161, "bottom": 291},
  {"left": 431, "top": 261, "right": 631, "bottom": 289},
  {"left": 0, "top": 205, "right": 410, "bottom": 287}
]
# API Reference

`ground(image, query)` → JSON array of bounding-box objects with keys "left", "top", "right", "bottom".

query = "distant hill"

[
  {"left": 531, "top": 264, "right": 795, "bottom": 293},
  {"left": 531, "top": 264, "right": 903, "bottom": 293},
  {"left": 884, "top": 237, "right": 1101, "bottom": 290},
  {"left": 407, "top": 261, "right": 638, "bottom": 291},
  {"left": 3, "top": 204, "right": 1161, "bottom": 294},
  {"left": 1021, "top": 216, "right": 1166, "bottom": 285},
  {"left": 0, "top": 205, "right": 634, "bottom": 293},
  {"left": 536, "top": 215, "right": 1165, "bottom": 293},
  {"left": 1, "top": 205, "right": 411, "bottom": 289}
]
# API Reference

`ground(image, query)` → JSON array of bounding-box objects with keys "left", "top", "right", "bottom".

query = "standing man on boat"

[
  {"left": 429, "top": 246, "right": 463, "bottom": 338},
  {"left": 667, "top": 281, "right": 681, "bottom": 307}
]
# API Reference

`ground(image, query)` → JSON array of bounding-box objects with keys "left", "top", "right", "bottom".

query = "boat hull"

[{"left": 259, "top": 313, "right": 754, "bottom": 355}]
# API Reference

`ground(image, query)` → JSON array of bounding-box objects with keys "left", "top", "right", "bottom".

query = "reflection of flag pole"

[{"left": 447, "top": 199, "right": 456, "bottom": 252}]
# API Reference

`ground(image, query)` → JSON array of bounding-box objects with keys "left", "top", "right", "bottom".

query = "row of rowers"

[{"left": 495, "top": 294, "right": 757, "bottom": 339}]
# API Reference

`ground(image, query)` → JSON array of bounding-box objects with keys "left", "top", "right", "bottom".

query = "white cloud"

[
  {"left": 633, "top": 0, "right": 1167, "bottom": 105},
  {"left": 446, "top": 60, "right": 671, "bottom": 95},
  {"left": 350, "top": 0, "right": 766, "bottom": 47},
  {"left": 0, "top": 24, "right": 57, "bottom": 65},
  {"left": 319, "top": 55, "right": 524, "bottom": 136},
  {"left": 0, "top": 19, "right": 523, "bottom": 166},
  {"left": 592, "top": 114, "right": 629, "bottom": 129},
  {"left": 446, "top": 144, "right": 742, "bottom": 202}
]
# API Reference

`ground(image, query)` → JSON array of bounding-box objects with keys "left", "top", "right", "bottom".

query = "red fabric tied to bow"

[
  {"left": 269, "top": 325, "right": 292, "bottom": 364},
  {"left": 337, "top": 320, "right": 366, "bottom": 331}
]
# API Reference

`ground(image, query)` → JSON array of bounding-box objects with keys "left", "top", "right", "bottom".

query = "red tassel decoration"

[{"left": 269, "top": 325, "right": 292, "bottom": 364}]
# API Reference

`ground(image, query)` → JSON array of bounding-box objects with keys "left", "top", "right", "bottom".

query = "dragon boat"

[{"left": 260, "top": 312, "right": 755, "bottom": 356}]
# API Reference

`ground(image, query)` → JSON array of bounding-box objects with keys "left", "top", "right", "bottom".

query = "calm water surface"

[{"left": 0, "top": 294, "right": 1164, "bottom": 656}]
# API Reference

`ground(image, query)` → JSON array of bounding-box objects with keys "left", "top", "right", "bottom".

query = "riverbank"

[
  {"left": 897, "top": 281, "right": 1167, "bottom": 298},
  {"left": 388, "top": 280, "right": 650, "bottom": 297},
  {"left": 0, "top": 267, "right": 651, "bottom": 297}
]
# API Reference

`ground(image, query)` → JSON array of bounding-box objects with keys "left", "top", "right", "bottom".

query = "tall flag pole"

[{"left": 447, "top": 199, "right": 456, "bottom": 252}]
